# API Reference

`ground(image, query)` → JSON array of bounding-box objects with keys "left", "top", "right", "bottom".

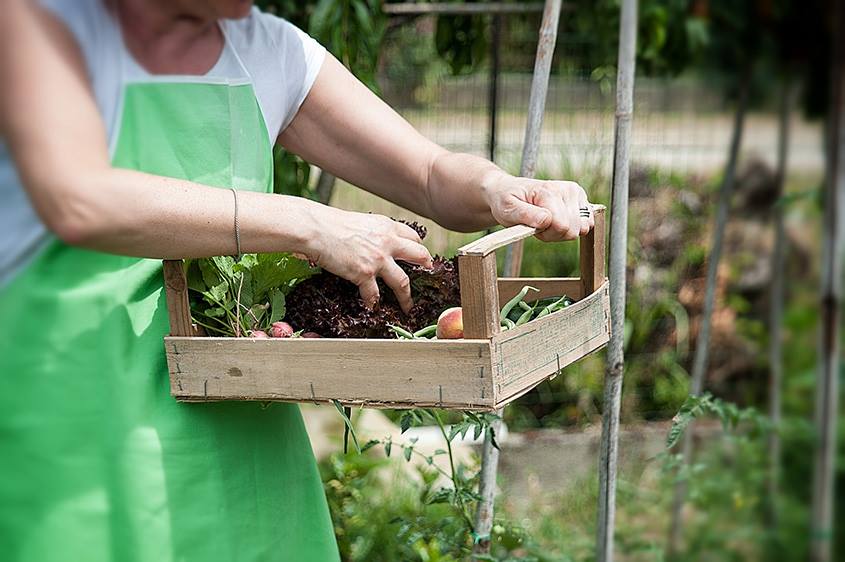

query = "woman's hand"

[
  {"left": 302, "top": 207, "right": 433, "bottom": 313},
  {"left": 482, "top": 172, "right": 594, "bottom": 241}
]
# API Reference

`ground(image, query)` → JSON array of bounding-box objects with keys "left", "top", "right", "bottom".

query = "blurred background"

[{"left": 262, "top": 1, "right": 840, "bottom": 560}]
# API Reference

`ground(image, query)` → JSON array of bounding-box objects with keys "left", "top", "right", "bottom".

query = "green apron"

[{"left": 0, "top": 32, "right": 339, "bottom": 562}]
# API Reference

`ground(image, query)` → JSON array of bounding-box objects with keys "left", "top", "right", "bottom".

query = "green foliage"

[
  {"left": 309, "top": 0, "right": 387, "bottom": 89},
  {"left": 323, "top": 407, "right": 550, "bottom": 561},
  {"left": 434, "top": 13, "right": 488, "bottom": 75},
  {"left": 272, "top": 144, "right": 317, "bottom": 199},
  {"left": 186, "top": 253, "right": 317, "bottom": 336},
  {"left": 666, "top": 392, "right": 768, "bottom": 449}
]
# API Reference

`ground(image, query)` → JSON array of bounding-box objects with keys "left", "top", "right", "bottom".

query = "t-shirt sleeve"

[
  {"left": 38, "top": 0, "right": 107, "bottom": 82},
  {"left": 243, "top": 10, "right": 327, "bottom": 135}
]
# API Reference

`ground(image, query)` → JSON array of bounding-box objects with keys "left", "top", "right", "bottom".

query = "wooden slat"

[
  {"left": 497, "top": 277, "right": 583, "bottom": 303},
  {"left": 166, "top": 338, "right": 495, "bottom": 410},
  {"left": 458, "top": 253, "right": 501, "bottom": 338},
  {"left": 458, "top": 225, "right": 536, "bottom": 257},
  {"left": 580, "top": 205, "right": 607, "bottom": 297},
  {"left": 162, "top": 260, "right": 198, "bottom": 337},
  {"left": 491, "top": 280, "right": 610, "bottom": 406}
]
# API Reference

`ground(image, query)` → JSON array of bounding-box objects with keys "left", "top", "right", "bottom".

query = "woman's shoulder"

[
  {"left": 224, "top": 7, "right": 322, "bottom": 61},
  {"left": 38, "top": 0, "right": 117, "bottom": 81},
  {"left": 224, "top": 7, "right": 327, "bottom": 137}
]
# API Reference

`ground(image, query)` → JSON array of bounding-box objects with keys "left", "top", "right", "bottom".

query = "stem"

[
  {"left": 234, "top": 274, "right": 244, "bottom": 337},
  {"left": 433, "top": 410, "right": 475, "bottom": 532},
  {"left": 669, "top": 68, "right": 752, "bottom": 559}
]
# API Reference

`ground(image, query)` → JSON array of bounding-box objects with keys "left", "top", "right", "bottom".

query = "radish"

[
  {"left": 249, "top": 330, "right": 270, "bottom": 339},
  {"left": 270, "top": 321, "right": 294, "bottom": 338}
]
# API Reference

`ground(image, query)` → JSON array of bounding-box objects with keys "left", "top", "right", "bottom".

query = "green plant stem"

[{"left": 433, "top": 410, "right": 475, "bottom": 532}]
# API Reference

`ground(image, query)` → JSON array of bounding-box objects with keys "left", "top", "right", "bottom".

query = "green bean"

[
  {"left": 518, "top": 301, "right": 532, "bottom": 312},
  {"left": 535, "top": 296, "right": 569, "bottom": 320},
  {"left": 413, "top": 324, "right": 438, "bottom": 338},
  {"left": 499, "top": 285, "right": 538, "bottom": 321},
  {"left": 515, "top": 306, "right": 535, "bottom": 326},
  {"left": 501, "top": 318, "right": 516, "bottom": 330},
  {"left": 388, "top": 325, "right": 415, "bottom": 339}
]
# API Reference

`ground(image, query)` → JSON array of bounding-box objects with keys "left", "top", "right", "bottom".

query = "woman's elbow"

[{"left": 35, "top": 178, "right": 108, "bottom": 247}]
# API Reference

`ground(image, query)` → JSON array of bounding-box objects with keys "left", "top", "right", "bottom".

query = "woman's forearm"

[
  {"left": 425, "top": 151, "right": 506, "bottom": 232},
  {"left": 48, "top": 167, "right": 320, "bottom": 259}
]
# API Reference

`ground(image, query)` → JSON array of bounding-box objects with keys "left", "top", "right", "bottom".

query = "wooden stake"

[
  {"left": 501, "top": 0, "right": 562, "bottom": 278},
  {"left": 668, "top": 71, "right": 751, "bottom": 558},
  {"left": 810, "top": 4, "right": 844, "bottom": 559},
  {"left": 767, "top": 77, "right": 796, "bottom": 531},
  {"left": 595, "top": 1, "right": 637, "bottom": 561},
  {"left": 474, "top": 0, "right": 562, "bottom": 557}
]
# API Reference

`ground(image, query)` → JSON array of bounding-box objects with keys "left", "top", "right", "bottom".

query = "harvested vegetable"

[
  {"left": 436, "top": 307, "right": 463, "bottom": 339},
  {"left": 269, "top": 321, "right": 294, "bottom": 338},
  {"left": 187, "top": 253, "right": 317, "bottom": 337}
]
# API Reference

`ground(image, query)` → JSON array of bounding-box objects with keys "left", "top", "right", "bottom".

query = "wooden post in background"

[
  {"left": 473, "top": 1, "right": 562, "bottom": 555},
  {"left": 810, "top": 2, "right": 844, "bottom": 559},
  {"left": 501, "top": 0, "right": 562, "bottom": 278},
  {"left": 767, "top": 77, "right": 796, "bottom": 531},
  {"left": 595, "top": 1, "right": 637, "bottom": 561}
]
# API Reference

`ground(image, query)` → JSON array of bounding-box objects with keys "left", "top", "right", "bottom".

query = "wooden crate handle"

[
  {"left": 162, "top": 259, "right": 198, "bottom": 337},
  {"left": 456, "top": 205, "right": 606, "bottom": 339}
]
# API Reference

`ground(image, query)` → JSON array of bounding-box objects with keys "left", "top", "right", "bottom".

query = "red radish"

[
  {"left": 269, "top": 321, "right": 294, "bottom": 338},
  {"left": 249, "top": 330, "right": 270, "bottom": 339},
  {"left": 301, "top": 332, "right": 322, "bottom": 338},
  {"left": 436, "top": 307, "right": 463, "bottom": 339}
]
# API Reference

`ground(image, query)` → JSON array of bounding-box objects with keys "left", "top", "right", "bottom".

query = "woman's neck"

[{"left": 113, "top": 0, "right": 224, "bottom": 75}]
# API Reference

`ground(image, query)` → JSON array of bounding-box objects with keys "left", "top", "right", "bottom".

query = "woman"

[{"left": 0, "top": 0, "right": 593, "bottom": 560}]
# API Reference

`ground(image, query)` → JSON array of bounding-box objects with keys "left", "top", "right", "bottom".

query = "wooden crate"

[{"left": 163, "top": 207, "right": 610, "bottom": 411}]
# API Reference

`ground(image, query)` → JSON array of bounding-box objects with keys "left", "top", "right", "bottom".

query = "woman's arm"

[
  {"left": 0, "top": 1, "right": 430, "bottom": 312},
  {"left": 279, "top": 55, "right": 593, "bottom": 241}
]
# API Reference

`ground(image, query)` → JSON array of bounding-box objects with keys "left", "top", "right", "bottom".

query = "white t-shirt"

[{"left": 0, "top": 0, "right": 326, "bottom": 286}]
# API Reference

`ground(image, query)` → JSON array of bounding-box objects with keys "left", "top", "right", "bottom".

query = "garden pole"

[
  {"left": 810, "top": 4, "right": 844, "bottom": 559},
  {"left": 501, "top": 0, "right": 561, "bottom": 277},
  {"left": 667, "top": 70, "right": 750, "bottom": 558},
  {"left": 595, "top": 1, "right": 637, "bottom": 561},
  {"left": 473, "top": 0, "right": 561, "bottom": 557},
  {"left": 767, "top": 77, "right": 796, "bottom": 532},
  {"left": 488, "top": 13, "right": 501, "bottom": 163}
]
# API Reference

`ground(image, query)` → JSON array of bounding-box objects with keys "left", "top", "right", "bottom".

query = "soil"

[{"left": 285, "top": 221, "right": 461, "bottom": 338}]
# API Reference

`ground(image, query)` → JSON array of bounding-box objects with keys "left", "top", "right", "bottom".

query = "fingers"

[
  {"left": 380, "top": 260, "right": 414, "bottom": 314},
  {"left": 392, "top": 237, "right": 433, "bottom": 269},
  {"left": 533, "top": 188, "right": 580, "bottom": 242},
  {"left": 392, "top": 220, "right": 423, "bottom": 244},
  {"left": 357, "top": 276, "right": 380, "bottom": 310},
  {"left": 505, "top": 197, "right": 553, "bottom": 230},
  {"left": 577, "top": 189, "right": 592, "bottom": 235}
]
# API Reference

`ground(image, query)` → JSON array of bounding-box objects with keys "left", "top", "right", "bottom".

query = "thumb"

[{"left": 509, "top": 199, "right": 552, "bottom": 230}]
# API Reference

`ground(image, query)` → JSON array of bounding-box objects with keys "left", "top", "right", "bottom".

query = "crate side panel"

[
  {"left": 492, "top": 282, "right": 610, "bottom": 405},
  {"left": 166, "top": 338, "right": 495, "bottom": 410}
]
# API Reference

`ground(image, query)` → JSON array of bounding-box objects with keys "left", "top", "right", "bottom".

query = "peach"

[
  {"left": 436, "top": 307, "right": 463, "bottom": 339},
  {"left": 269, "top": 321, "right": 294, "bottom": 338}
]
